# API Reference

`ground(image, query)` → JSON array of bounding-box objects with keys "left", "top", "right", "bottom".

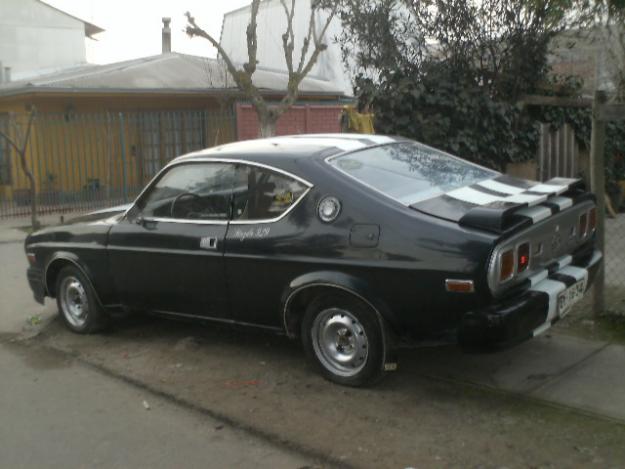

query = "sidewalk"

[
  {"left": 0, "top": 214, "right": 69, "bottom": 243},
  {"left": 408, "top": 332, "right": 625, "bottom": 422}
]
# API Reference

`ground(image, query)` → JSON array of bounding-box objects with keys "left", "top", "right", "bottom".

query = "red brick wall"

[{"left": 236, "top": 103, "right": 342, "bottom": 140}]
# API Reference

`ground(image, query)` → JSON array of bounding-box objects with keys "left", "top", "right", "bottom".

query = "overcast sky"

[{"left": 45, "top": 0, "right": 251, "bottom": 64}]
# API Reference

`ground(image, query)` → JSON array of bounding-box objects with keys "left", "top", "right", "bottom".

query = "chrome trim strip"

[
  {"left": 230, "top": 187, "right": 312, "bottom": 225},
  {"left": 106, "top": 245, "right": 218, "bottom": 255},
  {"left": 122, "top": 158, "right": 314, "bottom": 225},
  {"left": 152, "top": 309, "right": 283, "bottom": 333},
  {"left": 169, "top": 157, "right": 314, "bottom": 187},
  {"left": 142, "top": 216, "right": 229, "bottom": 225},
  {"left": 486, "top": 200, "right": 594, "bottom": 295}
]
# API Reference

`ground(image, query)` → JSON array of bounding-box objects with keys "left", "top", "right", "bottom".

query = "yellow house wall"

[{"left": 0, "top": 93, "right": 239, "bottom": 205}]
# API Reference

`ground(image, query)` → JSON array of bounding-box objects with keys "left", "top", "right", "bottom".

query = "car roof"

[{"left": 177, "top": 134, "right": 405, "bottom": 164}]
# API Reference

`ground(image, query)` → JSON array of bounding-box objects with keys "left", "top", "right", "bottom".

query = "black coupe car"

[{"left": 25, "top": 134, "right": 602, "bottom": 386}]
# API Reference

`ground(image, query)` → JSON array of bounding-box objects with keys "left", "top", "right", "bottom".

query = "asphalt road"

[{"left": 0, "top": 241, "right": 316, "bottom": 469}]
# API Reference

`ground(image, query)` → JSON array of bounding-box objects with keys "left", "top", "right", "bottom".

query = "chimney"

[
  {"left": 4, "top": 67, "right": 10, "bottom": 83},
  {"left": 162, "top": 17, "right": 171, "bottom": 53}
]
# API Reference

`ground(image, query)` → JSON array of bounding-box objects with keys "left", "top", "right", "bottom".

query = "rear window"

[{"left": 327, "top": 142, "right": 497, "bottom": 205}]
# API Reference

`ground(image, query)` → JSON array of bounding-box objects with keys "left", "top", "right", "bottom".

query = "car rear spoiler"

[{"left": 411, "top": 176, "right": 593, "bottom": 234}]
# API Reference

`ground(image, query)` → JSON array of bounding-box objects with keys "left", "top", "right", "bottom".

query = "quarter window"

[
  {"left": 232, "top": 165, "right": 308, "bottom": 221},
  {"left": 138, "top": 163, "right": 235, "bottom": 220}
]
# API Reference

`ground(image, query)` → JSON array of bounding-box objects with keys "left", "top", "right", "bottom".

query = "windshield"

[{"left": 327, "top": 142, "right": 498, "bottom": 205}]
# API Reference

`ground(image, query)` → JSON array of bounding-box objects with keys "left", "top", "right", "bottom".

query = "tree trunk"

[
  {"left": 259, "top": 116, "right": 277, "bottom": 138},
  {"left": 18, "top": 150, "right": 39, "bottom": 231},
  {"left": 257, "top": 107, "right": 279, "bottom": 137},
  {"left": 27, "top": 171, "right": 39, "bottom": 231}
]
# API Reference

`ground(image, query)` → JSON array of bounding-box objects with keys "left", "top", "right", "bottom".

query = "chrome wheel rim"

[
  {"left": 311, "top": 308, "right": 368, "bottom": 377},
  {"left": 59, "top": 276, "right": 89, "bottom": 328}
]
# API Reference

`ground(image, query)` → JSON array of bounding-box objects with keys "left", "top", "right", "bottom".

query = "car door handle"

[{"left": 200, "top": 237, "right": 218, "bottom": 250}]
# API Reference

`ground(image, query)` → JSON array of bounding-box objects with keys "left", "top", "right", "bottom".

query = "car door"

[
  {"left": 108, "top": 161, "right": 236, "bottom": 318},
  {"left": 224, "top": 162, "right": 312, "bottom": 327}
]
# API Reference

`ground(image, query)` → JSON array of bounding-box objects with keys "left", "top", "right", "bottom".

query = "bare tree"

[
  {"left": 186, "top": 0, "right": 338, "bottom": 137},
  {"left": 572, "top": 0, "right": 625, "bottom": 101},
  {"left": 0, "top": 109, "right": 39, "bottom": 230}
]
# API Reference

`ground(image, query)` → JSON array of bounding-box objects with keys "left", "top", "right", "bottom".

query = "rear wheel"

[
  {"left": 56, "top": 265, "right": 108, "bottom": 333},
  {"left": 301, "top": 293, "right": 388, "bottom": 387}
]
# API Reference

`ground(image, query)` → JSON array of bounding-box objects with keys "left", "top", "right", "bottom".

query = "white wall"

[
  {"left": 0, "top": 0, "right": 87, "bottom": 80},
  {"left": 220, "top": 0, "right": 352, "bottom": 96}
]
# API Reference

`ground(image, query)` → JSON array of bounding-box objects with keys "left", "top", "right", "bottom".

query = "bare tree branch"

[
  {"left": 0, "top": 109, "right": 39, "bottom": 229},
  {"left": 244, "top": 0, "right": 261, "bottom": 75},
  {"left": 280, "top": 0, "right": 296, "bottom": 74},
  {"left": 187, "top": 0, "right": 337, "bottom": 136},
  {"left": 0, "top": 129, "right": 22, "bottom": 155}
]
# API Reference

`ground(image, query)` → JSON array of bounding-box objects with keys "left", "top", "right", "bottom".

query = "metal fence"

[
  {"left": 536, "top": 122, "right": 625, "bottom": 314},
  {"left": 0, "top": 109, "right": 236, "bottom": 217}
]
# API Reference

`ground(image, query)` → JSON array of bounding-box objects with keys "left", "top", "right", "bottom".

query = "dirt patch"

[{"left": 30, "top": 315, "right": 625, "bottom": 469}]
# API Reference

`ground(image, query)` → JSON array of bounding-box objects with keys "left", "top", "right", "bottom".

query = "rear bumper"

[
  {"left": 459, "top": 248, "right": 602, "bottom": 347},
  {"left": 26, "top": 266, "right": 46, "bottom": 305}
]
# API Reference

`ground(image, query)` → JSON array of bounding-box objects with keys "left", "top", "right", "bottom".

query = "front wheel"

[
  {"left": 56, "top": 265, "right": 108, "bottom": 334},
  {"left": 301, "top": 293, "right": 389, "bottom": 387}
]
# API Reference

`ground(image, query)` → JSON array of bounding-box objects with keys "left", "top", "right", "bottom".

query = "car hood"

[
  {"left": 410, "top": 175, "right": 587, "bottom": 234},
  {"left": 63, "top": 203, "right": 132, "bottom": 225}
]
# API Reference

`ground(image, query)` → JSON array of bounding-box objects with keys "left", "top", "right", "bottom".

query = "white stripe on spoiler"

[{"left": 477, "top": 179, "right": 527, "bottom": 195}]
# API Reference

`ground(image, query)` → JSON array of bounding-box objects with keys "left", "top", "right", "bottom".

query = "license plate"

[{"left": 557, "top": 279, "right": 586, "bottom": 318}]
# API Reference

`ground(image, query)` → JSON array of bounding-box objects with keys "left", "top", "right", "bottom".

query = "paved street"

[
  {"left": 0, "top": 341, "right": 313, "bottom": 469},
  {"left": 2, "top": 223, "right": 625, "bottom": 468}
]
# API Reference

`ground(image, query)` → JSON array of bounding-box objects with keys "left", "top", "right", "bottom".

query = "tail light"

[
  {"left": 579, "top": 212, "right": 588, "bottom": 238},
  {"left": 517, "top": 242, "right": 530, "bottom": 273},
  {"left": 588, "top": 207, "right": 596, "bottom": 233},
  {"left": 500, "top": 249, "right": 514, "bottom": 282}
]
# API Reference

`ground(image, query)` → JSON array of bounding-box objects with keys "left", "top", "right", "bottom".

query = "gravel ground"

[{"left": 31, "top": 314, "right": 625, "bottom": 469}]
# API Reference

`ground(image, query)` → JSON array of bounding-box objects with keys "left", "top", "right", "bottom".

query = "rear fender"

[{"left": 281, "top": 270, "right": 398, "bottom": 339}]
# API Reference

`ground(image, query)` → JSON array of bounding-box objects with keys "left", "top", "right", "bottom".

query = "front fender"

[
  {"left": 44, "top": 251, "right": 101, "bottom": 305},
  {"left": 281, "top": 270, "right": 398, "bottom": 338}
]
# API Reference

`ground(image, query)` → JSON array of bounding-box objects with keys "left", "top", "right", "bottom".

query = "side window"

[
  {"left": 232, "top": 165, "right": 308, "bottom": 221},
  {"left": 138, "top": 163, "right": 235, "bottom": 220}
]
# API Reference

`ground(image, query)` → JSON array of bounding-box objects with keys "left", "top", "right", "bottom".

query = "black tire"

[
  {"left": 301, "top": 292, "right": 389, "bottom": 387},
  {"left": 55, "top": 265, "right": 109, "bottom": 334}
]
